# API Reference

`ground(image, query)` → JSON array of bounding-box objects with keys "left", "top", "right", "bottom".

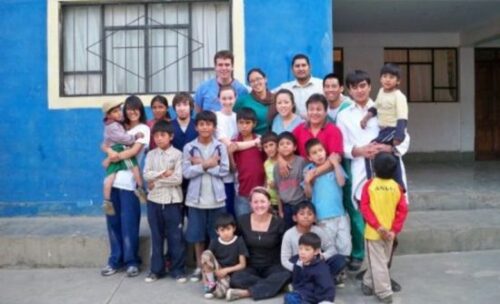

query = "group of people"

[{"left": 99, "top": 50, "right": 410, "bottom": 304}]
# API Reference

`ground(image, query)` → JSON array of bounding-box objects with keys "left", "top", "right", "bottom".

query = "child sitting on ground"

[
  {"left": 201, "top": 213, "right": 248, "bottom": 299},
  {"left": 360, "top": 63, "right": 408, "bottom": 189},
  {"left": 284, "top": 232, "right": 335, "bottom": 304},
  {"left": 360, "top": 152, "right": 408, "bottom": 304},
  {"left": 101, "top": 100, "right": 147, "bottom": 215}
]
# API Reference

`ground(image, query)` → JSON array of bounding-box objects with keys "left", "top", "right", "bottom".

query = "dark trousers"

[
  {"left": 283, "top": 204, "right": 295, "bottom": 230},
  {"left": 231, "top": 264, "right": 291, "bottom": 300},
  {"left": 224, "top": 182, "right": 236, "bottom": 218},
  {"left": 106, "top": 188, "right": 141, "bottom": 269},
  {"left": 326, "top": 254, "right": 347, "bottom": 277},
  {"left": 147, "top": 202, "right": 186, "bottom": 277}
]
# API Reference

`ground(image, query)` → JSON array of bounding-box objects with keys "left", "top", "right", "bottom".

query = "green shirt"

[{"left": 234, "top": 94, "right": 270, "bottom": 135}]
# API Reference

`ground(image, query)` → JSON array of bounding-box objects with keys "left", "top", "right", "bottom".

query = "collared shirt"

[
  {"left": 275, "top": 77, "right": 323, "bottom": 118},
  {"left": 336, "top": 99, "right": 410, "bottom": 202},
  {"left": 194, "top": 78, "right": 248, "bottom": 112},
  {"left": 143, "top": 146, "right": 183, "bottom": 204},
  {"left": 292, "top": 121, "right": 343, "bottom": 158}
]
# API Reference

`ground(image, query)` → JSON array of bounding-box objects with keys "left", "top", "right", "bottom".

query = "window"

[
  {"left": 333, "top": 47, "right": 344, "bottom": 83},
  {"left": 384, "top": 48, "right": 458, "bottom": 102},
  {"left": 61, "top": 1, "right": 231, "bottom": 96}
]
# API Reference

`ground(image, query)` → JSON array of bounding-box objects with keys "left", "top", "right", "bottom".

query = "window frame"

[
  {"left": 384, "top": 47, "right": 459, "bottom": 103},
  {"left": 47, "top": 0, "right": 245, "bottom": 109}
]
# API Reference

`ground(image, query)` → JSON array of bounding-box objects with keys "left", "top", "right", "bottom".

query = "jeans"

[
  {"left": 106, "top": 188, "right": 141, "bottom": 269},
  {"left": 234, "top": 195, "right": 251, "bottom": 218},
  {"left": 147, "top": 202, "right": 186, "bottom": 277},
  {"left": 224, "top": 182, "right": 236, "bottom": 218},
  {"left": 283, "top": 204, "right": 295, "bottom": 230}
]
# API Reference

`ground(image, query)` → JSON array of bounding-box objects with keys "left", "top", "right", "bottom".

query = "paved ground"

[{"left": 1, "top": 250, "right": 499, "bottom": 304}]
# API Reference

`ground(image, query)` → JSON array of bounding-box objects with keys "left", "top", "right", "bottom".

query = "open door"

[{"left": 475, "top": 48, "right": 500, "bottom": 160}]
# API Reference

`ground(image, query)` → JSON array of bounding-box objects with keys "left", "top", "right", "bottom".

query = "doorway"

[{"left": 475, "top": 48, "right": 500, "bottom": 160}]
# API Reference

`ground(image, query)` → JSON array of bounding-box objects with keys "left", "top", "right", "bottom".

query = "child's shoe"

[
  {"left": 144, "top": 272, "right": 159, "bottom": 283},
  {"left": 134, "top": 187, "right": 147, "bottom": 204},
  {"left": 189, "top": 267, "right": 202, "bottom": 282},
  {"left": 226, "top": 289, "right": 246, "bottom": 301},
  {"left": 175, "top": 274, "right": 187, "bottom": 283},
  {"left": 361, "top": 283, "right": 374, "bottom": 296},
  {"left": 100, "top": 265, "right": 118, "bottom": 276},
  {"left": 335, "top": 270, "right": 346, "bottom": 288},
  {"left": 378, "top": 294, "right": 393, "bottom": 303},
  {"left": 102, "top": 200, "right": 115, "bottom": 216},
  {"left": 391, "top": 279, "right": 402, "bottom": 292},
  {"left": 204, "top": 282, "right": 216, "bottom": 299}
]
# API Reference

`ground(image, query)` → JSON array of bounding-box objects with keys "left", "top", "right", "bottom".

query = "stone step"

[
  {"left": 398, "top": 208, "right": 500, "bottom": 254},
  {"left": 408, "top": 190, "right": 500, "bottom": 211},
  {"left": 2, "top": 209, "right": 500, "bottom": 267}
]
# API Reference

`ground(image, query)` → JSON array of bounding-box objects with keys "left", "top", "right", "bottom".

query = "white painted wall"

[{"left": 335, "top": 32, "right": 474, "bottom": 152}]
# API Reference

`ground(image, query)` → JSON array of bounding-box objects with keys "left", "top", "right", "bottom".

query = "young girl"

[
  {"left": 147, "top": 95, "right": 171, "bottom": 150},
  {"left": 261, "top": 132, "right": 282, "bottom": 217},
  {"left": 102, "top": 100, "right": 147, "bottom": 215},
  {"left": 273, "top": 132, "right": 307, "bottom": 229},
  {"left": 201, "top": 213, "right": 248, "bottom": 299},
  {"left": 271, "top": 89, "right": 304, "bottom": 135}
]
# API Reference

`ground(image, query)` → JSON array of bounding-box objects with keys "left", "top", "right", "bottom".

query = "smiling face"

[
  {"left": 306, "top": 101, "right": 327, "bottom": 126},
  {"left": 323, "top": 77, "right": 343, "bottom": 104},
  {"left": 262, "top": 141, "right": 278, "bottom": 159},
  {"left": 248, "top": 70, "right": 267, "bottom": 95},
  {"left": 275, "top": 92, "right": 295, "bottom": 117},
  {"left": 250, "top": 192, "right": 271, "bottom": 215},
  {"left": 219, "top": 88, "right": 236, "bottom": 112},
  {"left": 215, "top": 58, "right": 233, "bottom": 83},
  {"left": 125, "top": 106, "right": 141, "bottom": 124}
]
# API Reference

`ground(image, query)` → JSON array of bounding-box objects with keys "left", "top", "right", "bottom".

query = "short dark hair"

[
  {"left": 306, "top": 93, "right": 328, "bottom": 111},
  {"left": 345, "top": 70, "right": 371, "bottom": 88},
  {"left": 299, "top": 232, "right": 321, "bottom": 250},
  {"left": 214, "top": 50, "right": 234, "bottom": 65},
  {"left": 247, "top": 68, "right": 266, "bottom": 83},
  {"left": 380, "top": 63, "right": 401, "bottom": 79},
  {"left": 151, "top": 120, "right": 174, "bottom": 135},
  {"left": 374, "top": 152, "right": 398, "bottom": 179},
  {"left": 274, "top": 88, "right": 296, "bottom": 113},
  {"left": 236, "top": 107, "right": 257, "bottom": 123},
  {"left": 215, "top": 213, "right": 236, "bottom": 230},
  {"left": 293, "top": 200, "right": 316, "bottom": 215},
  {"left": 261, "top": 132, "right": 279, "bottom": 146},
  {"left": 305, "top": 138, "right": 323, "bottom": 155},
  {"left": 277, "top": 131, "right": 297, "bottom": 146},
  {"left": 172, "top": 92, "right": 194, "bottom": 112},
  {"left": 218, "top": 85, "right": 237, "bottom": 98},
  {"left": 323, "top": 72, "right": 343, "bottom": 87},
  {"left": 195, "top": 110, "right": 217, "bottom": 127},
  {"left": 291, "top": 53, "right": 310, "bottom": 67}
]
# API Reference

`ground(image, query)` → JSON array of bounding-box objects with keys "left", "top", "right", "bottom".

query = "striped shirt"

[{"left": 143, "top": 146, "right": 183, "bottom": 204}]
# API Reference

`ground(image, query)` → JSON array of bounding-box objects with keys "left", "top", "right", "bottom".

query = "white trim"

[{"left": 47, "top": 0, "right": 245, "bottom": 109}]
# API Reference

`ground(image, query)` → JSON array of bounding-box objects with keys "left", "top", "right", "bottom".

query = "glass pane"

[
  {"left": 384, "top": 49, "right": 407, "bottom": 63},
  {"left": 64, "top": 74, "right": 102, "bottom": 95},
  {"left": 409, "top": 65, "right": 432, "bottom": 101},
  {"left": 63, "top": 6, "right": 101, "bottom": 72},
  {"left": 191, "top": 2, "right": 230, "bottom": 69},
  {"left": 105, "top": 30, "right": 145, "bottom": 94},
  {"left": 105, "top": 4, "right": 145, "bottom": 26},
  {"left": 149, "top": 29, "right": 189, "bottom": 92},
  {"left": 409, "top": 49, "right": 432, "bottom": 62},
  {"left": 149, "top": 3, "right": 188, "bottom": 25},
  {"left": 398, "top": 64, "right": 408, "bottom": 96},
  {"left": 193, "top": 71, "right": 214, "bottom": 89},
  {"left": 434, "top": 89, "right": 457, "bottom": 102},
  {"left": 434, "top": 49, "right": 456, "bottom": 87}
]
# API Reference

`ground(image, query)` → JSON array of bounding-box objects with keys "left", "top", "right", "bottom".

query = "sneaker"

[
  {"left": 100, "top": 265, "right": 118, "bottom": 276},
  {"left": 102, "top": 200, "right": 115, "bottom": 216},
  {"left": 175, "top": 275, "right": 187, "bottom": 283},
  {"left": 378, "top": 294, "right": 393, "bottom": 303},
  {"left": 361, "top": 283, "right": 374, "bottom": 296},
  {"left": 144, "top": 273, "right": 159, "bottom": 283},
  {"left": 204, "top": 292, "right": 214, "bottom": 299},
  {"left": 126, "top": 266, "right": 140, "bottom": 277},
  {"left": 134, "top": 187, "right": 148, "bottom": 204},
  {"left": 189, "top": 267, "right": 202, "bottom": 282},
  {"left": 335, "top": 271, "right": 346, "bottom": 288},
  {"left": 348, "top": 258, "right": 363, "bottom": 271},
  {"left": 391, "top": 279, "right": 402, "bottom": 292},
  {"left": 355, "top": 269, "right": 367, "bottom": 280},
  {"left": 204, "top": 283, "right": 216, "bottom": 299},
  {"left": 226, "top": 288, "right": 246, "bottom": 301}
]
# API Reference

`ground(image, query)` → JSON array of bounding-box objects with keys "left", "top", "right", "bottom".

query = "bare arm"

[{"left": 215, "top": 255, "right": 246, "bottom": 278}]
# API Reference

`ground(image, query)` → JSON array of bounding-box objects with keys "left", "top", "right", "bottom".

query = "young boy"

[
  {"left": 281, "top": 201, "right": 347, "bottom": 286},
  {"left": 229, "top": 107, "right": 266, "bottom": 217},
  {"left": 284, "top": 232, "right": 335, "bottom": 304},
  {"left": 101, "top": 100, "right": 146, "bottom": 215},
  {"left": 183, "top": 110, "right": 230, "bottom": 282},
  {"left": 142, "top": 120, "right": 186, "bottom": 283},
  {"left": 201, "top": 213, "right": 248, "bottom": 299},
  {"left": 360, "top": 152, "right": 408, "bottom": 304},
  {"left": 171, "top": 92, "right": 198, "bottom": 153},
  {"left": 360, "top": 63, "right": 408, "bottom": 189},
  {"left": 261, "top": 132, "right": 282, "bottom": 217},
  {"left": 274, "top": 132, "right": 307, "bottom": 229},
  {"left": 303, "top": 138, "right": 352, "bottom": 258}
]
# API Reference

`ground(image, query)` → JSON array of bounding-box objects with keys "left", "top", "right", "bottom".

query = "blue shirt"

[
  {"left": 171, "top": 119, "right": 198, "bottom": 152},
  {"left": 304, "top": 163, "right": 346, "bottom": 220},
  {"left": 194, "top": 78, "right": 248, "bottom": 112},
  {"left": 271, "top": 114, "right": 304, "bottom": 135}
]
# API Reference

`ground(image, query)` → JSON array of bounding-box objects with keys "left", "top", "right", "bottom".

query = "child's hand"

[
  {"left": 377, "top": 227, "right": 388, "bottom": 239},
  {"left": 162, "top": 170, "right": 173, "bottom": 178},
  {"left": 135, "top": 132, "right": 144, "bottom": 139},
  {"left": 385, "top": 231, "right": 395, "bottom": 241},
  {"left": 215, "top": 268, "right": 228, "bottom": 279},
  {"left": 204, "top": 155, "right": 220, "bottom": 169},
  {"left": 254, "top": 137, "right": 261, "bottom": 149},
  {"left": 360, "top": 117, "right": 368, "bottom": 129},
  {"left": 328, "top": 153, "right": 341, "bottom": 166},
  {"left": 278, "top": 158, "right": 290, "bottom": 177},
  {"left": 228, "top": 142, "right": 238, "bottom": 154},
  {"left": 190, "top": 156, "right": 203, "bottom": 165},
  {"left": 147, "top": 182, "right": 155, "bottom": 191},
  {"left": 304, "top": 169, "right": 316, "bottom": 185},
  {"left": 102, "top": 158, "right": 111, "bottom": 169}
]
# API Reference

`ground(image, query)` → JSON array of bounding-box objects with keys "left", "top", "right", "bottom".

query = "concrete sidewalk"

[{"left": 1, "top": 250, "right": 499, "bottom": 304}]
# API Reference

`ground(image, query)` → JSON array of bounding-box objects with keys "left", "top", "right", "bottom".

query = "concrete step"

[
  {"left": 408, "top": 190, "right": 500, "bottom": 211},
  {"left": 2, "top": 208, "right": 500, "bottom": 267},
  {"left": 398, "top": 208, "right": 500, "bottom": 254}
]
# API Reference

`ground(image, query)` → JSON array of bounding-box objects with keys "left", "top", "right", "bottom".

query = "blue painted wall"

[
  {"left": 0, "top": 0, "right": 333, "bottom": 216},
  {"left": 244, "top": 0, "right": 333, "bottom": 88}
]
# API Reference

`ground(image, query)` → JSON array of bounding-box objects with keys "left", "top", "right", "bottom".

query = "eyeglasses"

[{"left": 249, "top": 77, "right": 264, "bottom": 84}]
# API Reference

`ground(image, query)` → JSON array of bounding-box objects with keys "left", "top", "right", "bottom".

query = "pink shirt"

[{"left": 292, "top": 122, "right": 344, "bottom": 158}]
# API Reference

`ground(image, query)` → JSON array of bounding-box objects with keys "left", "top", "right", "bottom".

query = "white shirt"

[
  {"left": 215, "top": 111, "right": 238, "bottom": 142},
  {"left": 336, "top": 99, "right": 409, "bottom": 203},
  {"left": 275, "top": 77, "right": 323, "bottom": 118},
  {"left": 113, "top": 123, "right": 150, "bottom": 191}
]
